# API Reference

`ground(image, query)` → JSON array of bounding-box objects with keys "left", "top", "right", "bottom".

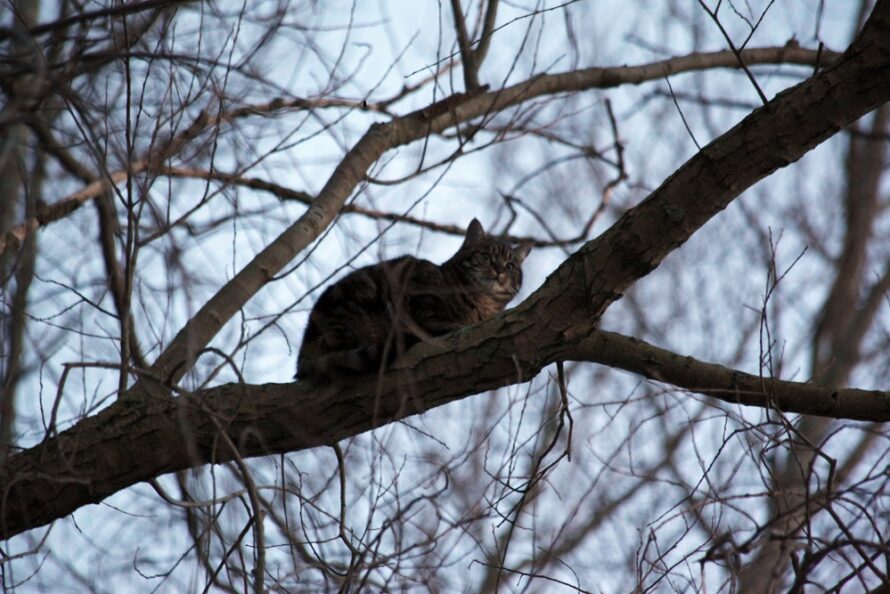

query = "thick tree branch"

[
  {"left": 3, "top": 322, "right": 889, "bottom": 540},
  {"left": 563, "top": 330, "right": 890, "bottom": 421}
]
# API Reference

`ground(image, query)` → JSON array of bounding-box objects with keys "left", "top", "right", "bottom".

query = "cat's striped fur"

[{"left": 296, "top": 219, "right": 531, "bottom": 380}]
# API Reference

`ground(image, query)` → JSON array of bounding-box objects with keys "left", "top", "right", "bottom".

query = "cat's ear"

[
  {"left": 513, "top": 242, "right": 532, "bottom": 263},
  {"left": 464, "top": 218, "right": 486, "bottom": 244}
]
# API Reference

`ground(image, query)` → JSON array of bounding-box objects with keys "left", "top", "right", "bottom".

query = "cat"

[{"left": 296, "top": 219, "right": 532, "bottom": 380}]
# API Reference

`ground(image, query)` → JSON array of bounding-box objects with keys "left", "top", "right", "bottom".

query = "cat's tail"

[{"left": 295, "top": 345, "right": 383, "bottom": 380}]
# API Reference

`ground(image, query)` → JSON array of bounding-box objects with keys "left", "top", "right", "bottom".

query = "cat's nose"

[{"left": 497, "top": 271, "right": 509, "bottom": 284}]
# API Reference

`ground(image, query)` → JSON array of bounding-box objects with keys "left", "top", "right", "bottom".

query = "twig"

[
  {"left": 556, "top": 361, "right": 574, "bottom": 462},
  {"left": 697, "top": 0, "right": 769, "bottom": 105},
  {"left": 663, "top": 71, "right": 701, "bottom": 150}
]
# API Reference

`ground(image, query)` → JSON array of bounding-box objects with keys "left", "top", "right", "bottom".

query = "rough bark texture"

[
  {"left": 4, "top": 326, "right": 890, "bottom": 541},
  {"left": 1, "top": 0, "right": 889, "bottom": 542}
]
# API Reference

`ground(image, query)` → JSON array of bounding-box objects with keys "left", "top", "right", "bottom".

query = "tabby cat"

[{"left": 296, "top": 219, "right": 531, "bottom": 380}]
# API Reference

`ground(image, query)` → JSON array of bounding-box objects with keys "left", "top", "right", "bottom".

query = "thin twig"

[
  {"left": 556, "top": 361, "right": 573, "bottom": 462},
  {"left": 663, "top": 71, "right": 701, "bottom": 150},
  {"left": 697, "top": 0, "right": 769, "bottom": 105}
]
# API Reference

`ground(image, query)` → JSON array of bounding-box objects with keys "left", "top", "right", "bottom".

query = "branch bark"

[
  {"left": 563, "top": 330, "right": 890, "bottom": 420},
  {"left": 3, "top": 324, "right": 890, "bottom": 540}
]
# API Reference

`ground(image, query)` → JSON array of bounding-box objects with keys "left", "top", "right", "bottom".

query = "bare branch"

[
  {"left": 22, "top": 0, "right": 194, "bottom": 36},
  {"left": 450, "top": 0, "right": 480, "bottom": 90},
  {"left": 0, "top": 44, "right": 837, "bottom": 259},
  {"left": 563, "top": 330, "right": 890, "bottom": 421},
  {"left": 3, "top": 318, "right": 890, "bottom": 540}
]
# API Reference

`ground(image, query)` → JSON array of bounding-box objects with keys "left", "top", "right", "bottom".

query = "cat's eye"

[
  {"left": 478, "top": 253, "right": 491, "bottom": 264},
  {"left": 506, "top": 262, "right": 516, "bottom": 271}
]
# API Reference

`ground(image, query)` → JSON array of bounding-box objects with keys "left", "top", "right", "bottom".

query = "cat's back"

[
  {"left": 314, "top": 255, "right": 436, "bottom": 307},
  {"left": 299, "top": 256, "right": 431, "bottom": 338},
  {"left": 296, "top": 255, "right": 441, "bottom": 379}
]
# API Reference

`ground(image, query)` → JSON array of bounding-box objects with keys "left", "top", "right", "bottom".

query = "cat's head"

[{"left": 451, "top": 218, "right": 532, "bottom": 301}]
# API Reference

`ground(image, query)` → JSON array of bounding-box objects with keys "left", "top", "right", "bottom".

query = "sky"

[{"left": 3, "top": 1, "right": 882, "bottom": 592}]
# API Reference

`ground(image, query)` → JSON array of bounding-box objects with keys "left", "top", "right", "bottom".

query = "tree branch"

[
  {"left": 22, "top": 0, "right": 193, "bottom": 35},
  {"left": 473, "top": 0, "right": 500, "bottom": 68},
  {"left": 3, "top": 321, "right": 889, "bottom": 539},
  {"left": 563, "top": 330, "right": 890, "bottom": 420},
  {"left": 450, "top": 0, "right": 480, "bottom": 90},
  {"left": 0, "top": 45, "right": 837, "bottom": 259},
  {"left": 152, "top": 165, "right": 582, "bottom": 247}
]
